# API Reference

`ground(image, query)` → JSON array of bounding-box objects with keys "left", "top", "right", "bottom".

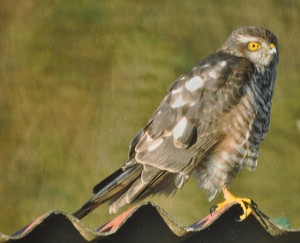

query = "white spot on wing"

[
  {"left": 148, "top": 138, "right": 164, "bottom": 151},
  {"left": 170, "top": 95, "right": 185, "bottom": 108},
  {"left": 145, "top": 135, "right": 153, "bottom": 143},
  {"left": 219, "top": 61, "right": 227, "bottom": 67},
  {"left": 185, "top": 76, "right": 204, "bottom": 91},
  {"left": 136, "top": 134, "right": 164, "bottom": 153},
  {"left": 172, "top": 117, "right": 188, "bottom": 140},
  {"left": 201, "top": 64, "right": 211, "bottom": 68},
  {"left": 171, "top": 87, "right": 183, "bottom": 95},
  {"left": 208, "top": 69, "right": 219, "bottom": 79}
]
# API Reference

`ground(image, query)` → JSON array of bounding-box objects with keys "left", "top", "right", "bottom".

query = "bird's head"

[{"left": 221, "top": 26, "right": 279, "bottom": 68}]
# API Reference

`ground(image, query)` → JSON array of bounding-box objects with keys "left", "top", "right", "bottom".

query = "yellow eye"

[{"left": 248, "top": 42, "right": 261, "bottom": 51}]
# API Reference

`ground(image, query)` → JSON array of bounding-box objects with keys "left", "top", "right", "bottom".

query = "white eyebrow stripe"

[{"left": 236, "top": 35, "right": 258, "bottom": 43}]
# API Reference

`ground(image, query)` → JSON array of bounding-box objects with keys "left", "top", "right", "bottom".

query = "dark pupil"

[{"left": 252, "top": 44, "right": 256, "bottom": 48}]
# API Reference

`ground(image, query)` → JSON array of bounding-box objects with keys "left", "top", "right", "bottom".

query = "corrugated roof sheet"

[{"left": 1, "top": 202, "right": 299, "bottom": 243}]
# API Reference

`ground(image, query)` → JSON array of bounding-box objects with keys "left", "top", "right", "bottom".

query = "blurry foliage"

[{"left": 0, "top": 0, "right": 299, "bottom": 234}]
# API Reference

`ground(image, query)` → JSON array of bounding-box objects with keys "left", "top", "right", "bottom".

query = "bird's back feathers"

[
  {"left": 73, "top": 26, "right": 278, "bottom": 219},
  {"left": 73, "top": 53, "right": 254, "bottom": 218}
]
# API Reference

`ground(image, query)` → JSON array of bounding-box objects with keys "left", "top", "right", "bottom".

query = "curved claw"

[
  {"left": 212, "top": 188, "right": 257, "bottom": 221},
  {"left": 210, "top": 205, "right": 218, "bottom": 215}
]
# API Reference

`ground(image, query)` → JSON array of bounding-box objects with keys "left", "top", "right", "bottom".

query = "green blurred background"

[{"left": 0, "top": 0, "right": 299, "bottom": 234}]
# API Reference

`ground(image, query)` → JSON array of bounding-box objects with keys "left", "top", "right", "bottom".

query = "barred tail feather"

[{"left": 72, "top": 162, "right": 143, "bottom": 219}]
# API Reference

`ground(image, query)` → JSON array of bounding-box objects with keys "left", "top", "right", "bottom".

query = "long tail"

[{"left": 72, "top": 163, "right": 143, "bottom": 219}]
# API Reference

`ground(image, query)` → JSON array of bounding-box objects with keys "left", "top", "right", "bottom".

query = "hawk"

[{"left": 73, "top": 26, "right": 278, "bottom": 220}]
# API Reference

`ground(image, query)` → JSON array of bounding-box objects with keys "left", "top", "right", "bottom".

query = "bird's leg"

[{"left": 211, "top": 187, "right": 254, "bottom": 221}]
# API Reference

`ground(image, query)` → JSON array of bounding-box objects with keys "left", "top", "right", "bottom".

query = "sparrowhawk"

[{"left": 73, "top": 26, "right": 278, "bottom": 220}]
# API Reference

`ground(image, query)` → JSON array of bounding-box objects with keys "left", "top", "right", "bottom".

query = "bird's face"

[
  {"left": 235, "top": 35, "right": 278, "bottom": 67},
  {"left": 222, "top": 27, "right": 279, "bottom": 68}
]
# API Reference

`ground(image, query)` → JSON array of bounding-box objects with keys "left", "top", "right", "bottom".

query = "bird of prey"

[{"left": 73, "top": 26, "right": 278, "bottom": 220}]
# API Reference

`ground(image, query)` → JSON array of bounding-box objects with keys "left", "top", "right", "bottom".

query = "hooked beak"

[
  {"left": 269, "top": 42, "right": 279, "bottom": 63},
  {"left": 269, "top": 43, "right": 277, "bottom": 55}
]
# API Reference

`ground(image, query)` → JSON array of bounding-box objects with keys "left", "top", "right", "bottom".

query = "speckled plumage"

[{"left": 73, "top": 26, "right": 279, "bottom": 219}]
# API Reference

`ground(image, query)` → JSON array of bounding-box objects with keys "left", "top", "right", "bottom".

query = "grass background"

[{"left": 0, "top": 0, "right": 299, "bottom": 234}]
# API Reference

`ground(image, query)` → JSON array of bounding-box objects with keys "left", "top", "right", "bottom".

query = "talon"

[
  {"left": 250, "top": 199, "right": 258, "bottom": 209},
  {"left": 210, "top": 205, "right": 218, "bottom": 215},
  {"left": 212, "top": 187, "right": 255, "bottom": 221}
]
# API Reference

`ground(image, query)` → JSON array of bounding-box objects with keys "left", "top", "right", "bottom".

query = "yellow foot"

[{"left": 211, "top": 188, "right": 256, "bottom": 221}]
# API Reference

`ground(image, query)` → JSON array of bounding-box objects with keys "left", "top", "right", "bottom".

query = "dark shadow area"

[{"left": 1, "top": 202, "right": 299, "bottom": 243}]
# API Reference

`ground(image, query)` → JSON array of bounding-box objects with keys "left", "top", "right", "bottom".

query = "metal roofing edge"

[{"left": 1, "top": 202, "right": 299, "bottom": 243}]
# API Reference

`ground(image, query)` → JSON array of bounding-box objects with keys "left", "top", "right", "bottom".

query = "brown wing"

[
  {"left": 74, "top": 52, "right": 256, "bottom": 217},
  {"left": 128, "top": 52, "right": 255, "bottom": 176},
  {"left": 104, "top": 53, "right": 256, "bottom": 213}
]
